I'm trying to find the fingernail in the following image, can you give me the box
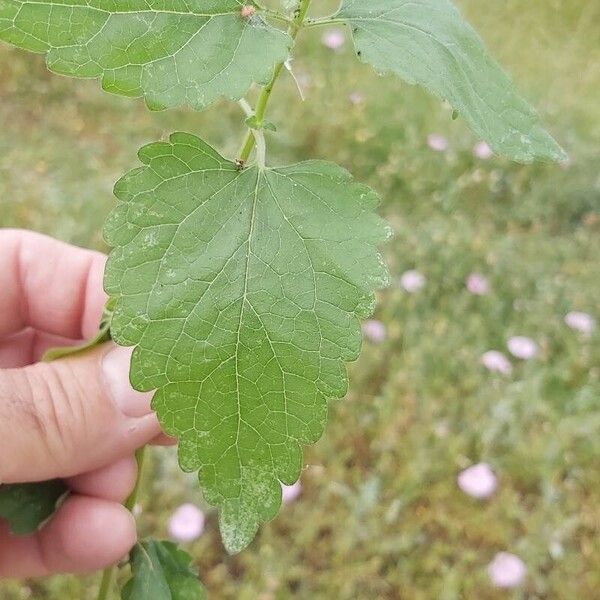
[102,345,153,418]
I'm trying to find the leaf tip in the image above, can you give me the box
[219,509,258,555]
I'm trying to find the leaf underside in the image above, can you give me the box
[122,539,206,600]
[0,480,68,534]
[337,0,566,163]
[0,0,290,110]
[104,132,390,552]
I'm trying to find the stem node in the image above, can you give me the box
[237,0,313,165]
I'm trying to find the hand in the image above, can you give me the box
[0,229,163,578]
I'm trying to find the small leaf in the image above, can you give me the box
[337,0,566,162]
[104,132,390,553]
[262,121,278,132]
[245,116,278,131]
[122,539,206,600]
[0,480,68,534]
[0,1,290,111]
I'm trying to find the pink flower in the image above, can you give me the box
[481,351,512,375]
[400,270,426,293]
[564,311,595,335]
[560,157,572,170]
[487,552,527,588]
[434,421,449,438]
[457,463,497,499]
[507,336,538,360]
[348,91,365,106]
[466,272,490,295]
[362,319,386,343]
[281,481,302,504]
[427,133,448,152]
[473,141,493,159]
[321,29,345,50]
[167,503,205,542]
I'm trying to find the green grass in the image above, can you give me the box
[1,0,599,598]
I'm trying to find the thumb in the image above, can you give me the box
[0,345,161,484]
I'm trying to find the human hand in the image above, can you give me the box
[0,229,163,578]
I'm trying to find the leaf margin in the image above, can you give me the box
[103,131,391,553]
[335,0,567,163]
[0,1,291,112]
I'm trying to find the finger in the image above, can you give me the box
[66,456,138,503]
[0,344,161,483]
[0,328,79,368]
[0,495,136,578]
[151,433,177,447]
[0,229,106,340]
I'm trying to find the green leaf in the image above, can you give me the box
[122,539,206,600]
[0,1,290,111]
[245,116,277,132]
[104,132,390,553]
[336,0,566,163]
[0,480,68,534]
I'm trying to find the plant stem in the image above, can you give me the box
[238,98,253,118]
[238,0,313,165]
[261,8,292,25]
[96,566,114,600]
[125,447,147,512]
[96,447,147,600]
[42,299,115,361]
[252,0,292,24]
[238,129,256,166]
[304,17,345,28]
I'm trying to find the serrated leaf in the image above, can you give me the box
[122,539,206,600]
[336,0,566,163]
[0,480,68,534]
[104,132,389,553]
[0,0,290,110]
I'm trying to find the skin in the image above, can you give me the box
[0,229,171,578]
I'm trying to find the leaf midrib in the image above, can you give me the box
[233,167,261,458]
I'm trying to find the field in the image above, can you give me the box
[0,0,599,598]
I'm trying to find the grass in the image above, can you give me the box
[0,0,599,598]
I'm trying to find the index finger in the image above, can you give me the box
[0,229,107,340]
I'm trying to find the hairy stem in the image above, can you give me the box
[238,0,313,165]
[96,447,147,600]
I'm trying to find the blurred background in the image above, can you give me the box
[0,0,599,597]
